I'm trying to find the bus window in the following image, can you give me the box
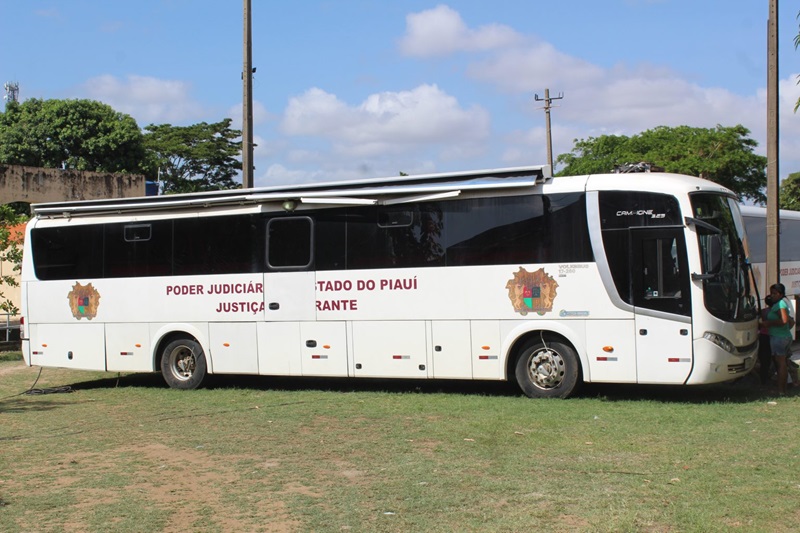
[631,229,690,316]
[599,191,683,307]
[105,220,172,277]
[31,225,104,280]
[267,217,313,269]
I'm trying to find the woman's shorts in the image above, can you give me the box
[770,335,793,357]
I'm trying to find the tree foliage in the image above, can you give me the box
[556,125,767,203]
[0,99,147,173]
[780,172,800,210]
[0,205,26,316]
[143,120,242,194]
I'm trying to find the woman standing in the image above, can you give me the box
[759,283,794,395]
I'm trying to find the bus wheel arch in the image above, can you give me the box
[509,331,582,399]
[156,333,208,390]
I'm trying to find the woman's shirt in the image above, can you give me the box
[767,298,793,338]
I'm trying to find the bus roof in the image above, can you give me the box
[31,165,551,217]
[29,164,737,219]
[739,205,800,220]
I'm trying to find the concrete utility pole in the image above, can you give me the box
[534,89,563,173]
[766,0,780,290]
[242,0,254,189]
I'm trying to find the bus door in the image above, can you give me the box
[257,216,349,377]
[630,227,693,384]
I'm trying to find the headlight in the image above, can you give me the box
[703,331,735,354]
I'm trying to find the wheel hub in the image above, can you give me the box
[529,349,565,389]
[171,348,196,380]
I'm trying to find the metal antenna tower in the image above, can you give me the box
[3,81,19,107]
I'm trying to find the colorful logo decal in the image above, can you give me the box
[505,267,558,316]
[68,282,101,320]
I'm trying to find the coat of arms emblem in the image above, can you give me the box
[505,267,558,316]
[68,282,101,320]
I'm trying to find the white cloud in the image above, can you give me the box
[447,19,800,175]
[81,74,209,124]
[466,43,605,92]
[392,4,800,179]
[398,4,523,58]
[280,84,490,158]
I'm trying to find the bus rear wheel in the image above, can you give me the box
[160,338,207,390]
[515,340,580,399]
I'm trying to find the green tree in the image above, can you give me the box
[143,120,242,193]
[0,99,147,173]
[780,172,800,210]
[0,205,26,316]
[556,125,767,203]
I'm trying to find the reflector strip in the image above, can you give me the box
[478,355,498,360]
[120,352,133,356]
[596,356,618,362]
[311,355,328,359]
[32,351,43,355]
[668,358,691,363]
[392,355,410,359]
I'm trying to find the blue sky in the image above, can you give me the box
[2,1,800,189]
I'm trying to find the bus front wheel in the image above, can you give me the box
[160,338,207,390]
[515,340,580,399]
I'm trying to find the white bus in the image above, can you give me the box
[740,205,800,325]
[19,165,759,398]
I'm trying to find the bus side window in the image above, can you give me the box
[267,217,313,269]
[124,224,151,242]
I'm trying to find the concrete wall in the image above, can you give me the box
[0,165,145,205]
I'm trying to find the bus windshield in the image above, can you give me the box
[690,194,757,322]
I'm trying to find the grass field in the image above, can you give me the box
[2,352,800,532]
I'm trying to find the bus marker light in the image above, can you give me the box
[42,344,47,347]
[223,343,230,347]
[481,346,490,350]
[135,343,141,348]
[603,346,614,352]
[323,345,331,349]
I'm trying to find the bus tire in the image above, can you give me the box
[160,338,207,390]
[515,339,580,399]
